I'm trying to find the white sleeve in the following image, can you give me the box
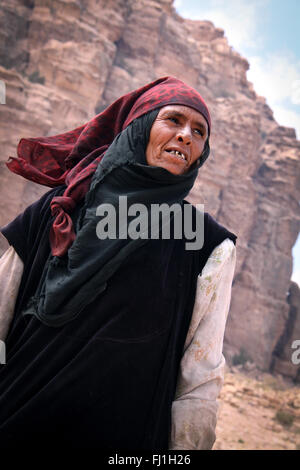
[169,238,236,450]
[0,246,24,341]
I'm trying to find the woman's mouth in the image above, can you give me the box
[165,149,187,162]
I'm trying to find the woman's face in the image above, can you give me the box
[145,105,208,175]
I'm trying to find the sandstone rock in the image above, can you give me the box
[271,282,300,382]
[243,361,256,372]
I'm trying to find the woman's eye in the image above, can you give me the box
[168,117,179,124]
[194,128,204,136]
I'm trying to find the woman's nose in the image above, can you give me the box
[177,126,192,145]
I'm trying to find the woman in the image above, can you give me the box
[0,76,237,450]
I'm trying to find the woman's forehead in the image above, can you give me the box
[158,105,208,130]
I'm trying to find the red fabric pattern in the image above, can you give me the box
[6,77,211,256]
[49,196,77,256]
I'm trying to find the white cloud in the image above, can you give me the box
[247,54,300,105]
[272,105,300,138]
[247,54,300,137]
[291,80,300,105]
[291,269,300,287]
[178,0,269,52]
[174,0,183,8]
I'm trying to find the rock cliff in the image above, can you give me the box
[271,282,300,382]
[0,0,300,375]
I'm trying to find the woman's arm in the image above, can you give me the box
[169,238,236,450]
[0,246,24,341]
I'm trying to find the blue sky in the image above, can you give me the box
[175,0,300,286]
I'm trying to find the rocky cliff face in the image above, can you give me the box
[1,0,300,375]
[271,282,300,382]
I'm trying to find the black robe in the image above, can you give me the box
[0,186,236,450]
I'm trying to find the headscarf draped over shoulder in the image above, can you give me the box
[6,76,211,257]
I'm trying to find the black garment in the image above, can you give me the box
[0,187,236,450]
[23,110,210,327]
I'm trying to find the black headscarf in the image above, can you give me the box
[22,109,210,327]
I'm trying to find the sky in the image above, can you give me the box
[174,0,300,287]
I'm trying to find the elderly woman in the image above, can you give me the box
[0,77,236,450]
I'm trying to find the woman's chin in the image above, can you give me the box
[149,159,189,176]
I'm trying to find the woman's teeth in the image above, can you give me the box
[167,150,186,160]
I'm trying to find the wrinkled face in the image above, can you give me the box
[145,105,208,175]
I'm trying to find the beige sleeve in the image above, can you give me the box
[0,246,24,341]
[169,238,237,450]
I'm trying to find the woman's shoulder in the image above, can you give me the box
[182,199,237,246]
[0,185,66,263]
[181,200,237,276]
